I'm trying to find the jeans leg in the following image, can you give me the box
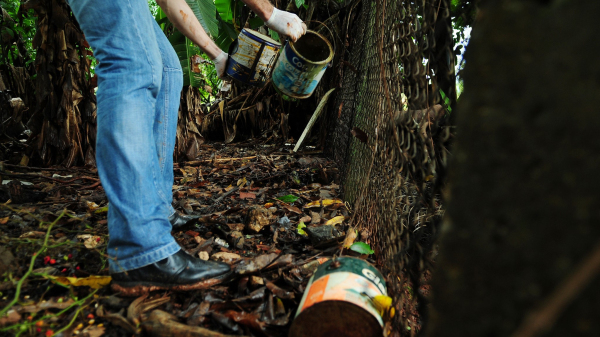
[151,19,183,217]
[68,0,180,272]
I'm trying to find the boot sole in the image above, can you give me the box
[111,270,234,297]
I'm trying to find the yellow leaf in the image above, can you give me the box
[47,275,112,289]
[297,222,307,236]
[237,177,247,187]
[371,295,393,315]
[324,215,345,226]
[342,229,357,248]
[424,175,434,182]
[264,202,274,208]
[305,199,343,208]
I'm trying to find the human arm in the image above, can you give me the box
[156,0,227,77]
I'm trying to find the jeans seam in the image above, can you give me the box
[160,69,169,176]
[125,0,158,88]
[110,241,180,273]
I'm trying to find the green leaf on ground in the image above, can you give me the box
[277,195,299,203]
[350,242,374,255]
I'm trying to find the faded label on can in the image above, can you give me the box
[295,258,387,327]
[272,44,328,98]
[227,30,280,85]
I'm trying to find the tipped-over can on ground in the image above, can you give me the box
[271,30,333,99]
[226,29,281,86]
[289,257,387,337]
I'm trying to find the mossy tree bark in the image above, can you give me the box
[427,1,600,336]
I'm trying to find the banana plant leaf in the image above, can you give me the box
[168,30,204,88]
[215,0,233,23]
[184,0,219,38]
[215,15,238,52]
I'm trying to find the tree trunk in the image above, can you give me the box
[431,0,456,111]
[427,1,600,336]
[24,0,96,167]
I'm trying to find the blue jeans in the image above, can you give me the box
[69,0,183,272]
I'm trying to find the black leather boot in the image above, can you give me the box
[169,212,200,228]
[111,250,232,296]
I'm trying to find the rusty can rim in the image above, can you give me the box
[288,30,334,66]
[241,28,281,48]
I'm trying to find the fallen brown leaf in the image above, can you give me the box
[0,309,20,326]
[239,192,256,199]
[266,281,295,299]
[142,310,239,337]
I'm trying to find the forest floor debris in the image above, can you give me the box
[0,142,380,337]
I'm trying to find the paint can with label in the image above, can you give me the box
[289,257,387,337]
[271,30,334,99]
[225,29,281,86]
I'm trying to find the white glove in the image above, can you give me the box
[266,8,307,43]
[211,51,229,80]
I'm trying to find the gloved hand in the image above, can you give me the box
[266,8,307,42]
[211,51,229,80]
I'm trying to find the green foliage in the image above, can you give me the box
[156,8,220,102]
[214,14,238,52]
[350,242,375,255]
[268,28,280,42]
[184,0,219,38]
[277,195,300,203]
[215,0,234,23]
[0,0,37,67]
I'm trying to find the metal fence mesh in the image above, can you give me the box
[329,0,454,333]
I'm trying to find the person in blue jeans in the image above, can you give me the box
[68,0,306,295]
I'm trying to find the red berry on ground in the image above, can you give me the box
[50,259,56,265]
[68,254,73,259]
[43,256,50,264]
[87,313,94,319]
[96,237,101,242]
[61,268,67,273]
[76,266,80,270]
[45,330,54,337]
[37,327,42,333]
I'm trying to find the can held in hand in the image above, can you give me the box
[289,257,387,337]
[271,30,334,99]
[226,29,281,86]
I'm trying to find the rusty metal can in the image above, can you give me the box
[271,30,333,99]
[289,257,386,337]
[225,29,281,86]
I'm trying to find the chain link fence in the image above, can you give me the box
[328,0,455,333]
